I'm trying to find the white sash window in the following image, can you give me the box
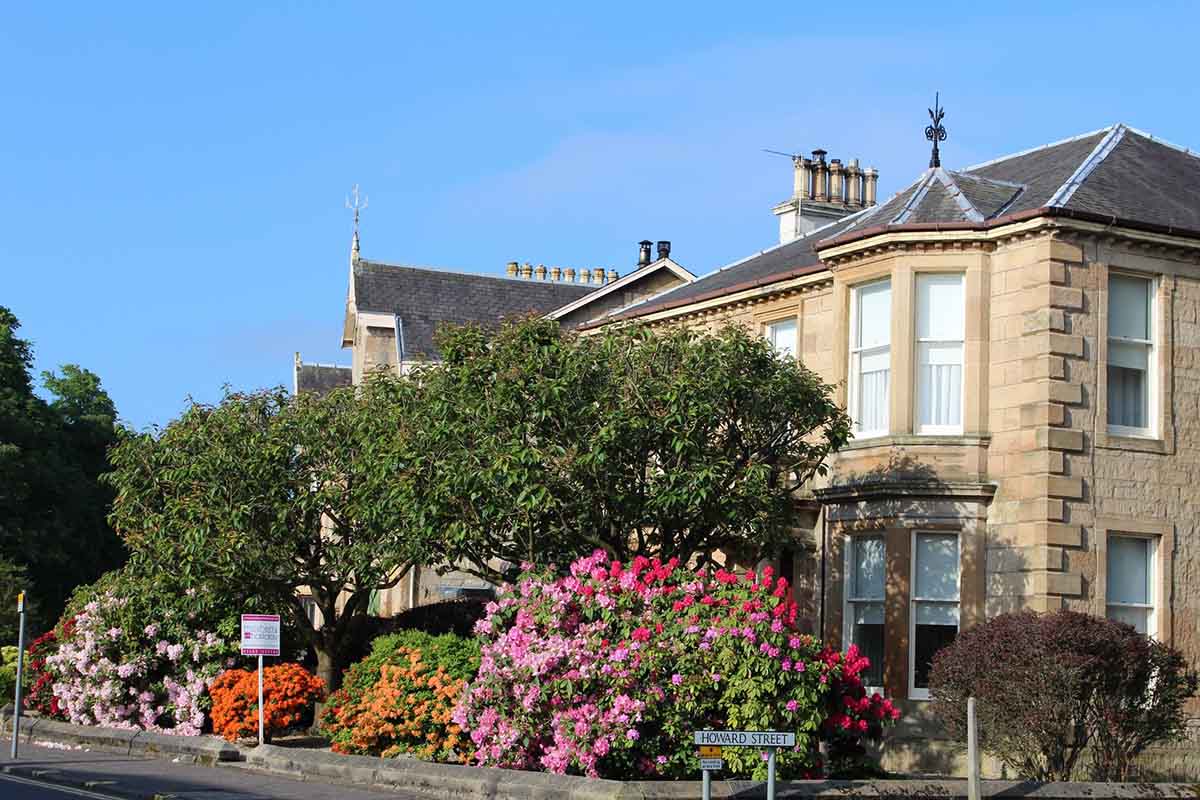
[844,535,885,690]
[1107,274,1156,436]
[910,532,959,700]
[1106,534,1157,636]
[915,274,964,434]
[766,319,797,359]
[849,280,891,438]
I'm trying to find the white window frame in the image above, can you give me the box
[914,273,965,435]
[848,279,891,439]
[765,318,798,360]
[1106,272,1157,439]
[908,531,960,701]
[842,534,886,694]
[1105,533,1159,639]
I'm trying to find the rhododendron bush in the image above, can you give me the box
[454,551,898,780]
[209,663,325,742]
[45,586,236,735]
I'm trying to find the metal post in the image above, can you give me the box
[767,747,777,800]
[967,696,981,800]
[702,768,711,800]
[10,591,26,759]
[257,654,265,746]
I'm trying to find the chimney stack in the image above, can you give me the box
[607,269,619,283]
[812,150,829,202]
[506,261,518,278]
[656,240,671,260]
[592,267,605,285]
[637,240,653,266]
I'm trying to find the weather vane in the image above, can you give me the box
[346,184,368,233]
[925,93,947,168]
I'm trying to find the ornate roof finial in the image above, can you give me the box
[926,93,947,169]
[346,184,368,263]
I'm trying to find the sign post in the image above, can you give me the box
[9,591,26,759]
[967,697,981,800]
[694,730,795,800]
[240,614,280,746]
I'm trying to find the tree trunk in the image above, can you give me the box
[314,642,338,692]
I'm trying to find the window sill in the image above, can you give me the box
[1097,430,1171,455]
[842,433,991,451]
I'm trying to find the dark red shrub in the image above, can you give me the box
[929,610,1197,781]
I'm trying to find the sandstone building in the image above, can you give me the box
[588,123,1200,773]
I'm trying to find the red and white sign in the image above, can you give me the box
[240,614,281,656]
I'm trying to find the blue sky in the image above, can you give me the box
[3,2,1197,429]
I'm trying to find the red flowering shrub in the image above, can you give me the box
[209,663,325,742]
[24,621,71,719]
[454,551,898,780]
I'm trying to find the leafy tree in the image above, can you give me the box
[399,316,850,583]
[107,380,435,689]
[0,307,124,634]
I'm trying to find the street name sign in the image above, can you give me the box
[694,730,796,748]
[240,614,281,657]
[699,758,723,771]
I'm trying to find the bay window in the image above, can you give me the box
[766,318,797,359]
[849,279,891,437]
[1107,273,1156,436]
[910,532,959,699]
[1106,534,1157,636]
[915,274,965,433]
[844,535,885,689]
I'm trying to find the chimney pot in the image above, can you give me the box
[520,262,533,279]
[656,240,671,260]
[591,267,605,285]
[864,168,879,207]
[607,269,619,283]
[535,263,547,281]
[564,267,576,282]
[550,266,562,281]
[637,240,652,266]
[812,149,827,163]
[506,261,518,278]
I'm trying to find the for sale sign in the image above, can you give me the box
[240,614,281,656]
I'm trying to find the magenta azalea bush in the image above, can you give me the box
[454,550,898,780]
[46,591,235,734]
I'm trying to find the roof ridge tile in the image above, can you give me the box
[1045,124,1128,208]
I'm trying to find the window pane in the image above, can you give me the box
[913,622,958,689]
[849,605,884,687]
[1107,364,1147,428]
[916,274,964,341]
[1107,536,1150,605]
[768,320,797,358]
[857,281,891,348]
[856,364,889,433]
[851,537,885,599]
[1109,274,1151,341]
[918,343,963,428]
[914,534,959,600]
[1107,604,1150,635]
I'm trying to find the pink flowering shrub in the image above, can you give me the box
[45,590,235,735]
[454,550,899,780]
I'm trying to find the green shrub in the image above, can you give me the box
[0,645,26,703]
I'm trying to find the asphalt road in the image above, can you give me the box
[0,773,123,799]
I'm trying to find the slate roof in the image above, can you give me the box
[352,260,598,359]
[600,124,1200,324]
[295,362,353,395]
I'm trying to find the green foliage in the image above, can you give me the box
[0,643,26,703]
[0,307,125,632]
[106,382,436,689]
[398,317,850,583]
[0,556,37,646]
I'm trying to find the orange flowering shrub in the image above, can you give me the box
[323,631,478,762]
[209,663,325,742]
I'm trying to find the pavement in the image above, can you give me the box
[0,743,424,800]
